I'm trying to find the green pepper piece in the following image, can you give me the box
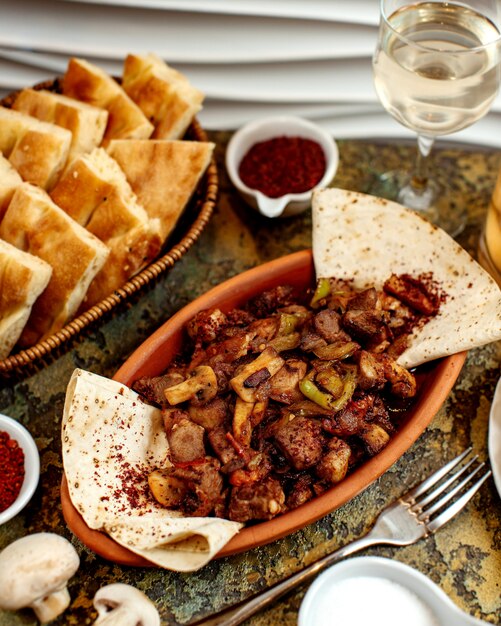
[299,368,357,412]
[329,369,357,412]
[299,376,335,410]
[316,368,345,398]
[277,313,300,336]
[313,341,360,361]
[269,332,301,352]
[310,277,331,308]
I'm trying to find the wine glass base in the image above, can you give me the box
[368,170,467,238]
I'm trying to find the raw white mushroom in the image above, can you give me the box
[0,532,80,622]
[93,583,160,626]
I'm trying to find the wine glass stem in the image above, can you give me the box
[412,134,435,191]
[397,134,438,219]
[398,133,466,237]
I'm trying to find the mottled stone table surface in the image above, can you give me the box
[1,133,500,625]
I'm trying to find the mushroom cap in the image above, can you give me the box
[94,583,160,626]
[0,532,80,610]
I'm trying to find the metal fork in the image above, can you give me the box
[189,448,492,626]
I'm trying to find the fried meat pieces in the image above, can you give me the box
[133,277,437,524]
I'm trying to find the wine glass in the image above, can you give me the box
[372,0,501,237]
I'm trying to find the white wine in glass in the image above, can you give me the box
[373,0,501,237]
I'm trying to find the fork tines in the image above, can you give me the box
[403,447,492,533]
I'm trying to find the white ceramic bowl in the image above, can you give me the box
[225,115,339,218]
[0,413,40,525]
[298,556,487,626]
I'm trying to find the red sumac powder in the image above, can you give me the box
[0,430,25,512]
[238,135,326,198]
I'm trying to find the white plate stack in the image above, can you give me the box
[0,0,500,147]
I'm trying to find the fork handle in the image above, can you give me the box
[190,535,377,626]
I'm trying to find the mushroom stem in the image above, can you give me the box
[31,586,71,623]
[94,605,145,625]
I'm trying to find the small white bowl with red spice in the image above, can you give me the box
[0,413,40,525]
[225,115,339,218]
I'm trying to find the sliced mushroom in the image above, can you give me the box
[93,583,160,626]
[233,396,254,446]
[0,532,80,623]
[164,365,218,405]
[148,469,187,508]
[230,347,285,402]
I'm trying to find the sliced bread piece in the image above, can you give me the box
[51,146,144,226]
[0,154,22,220]
[122,53,204,140]
[51,148,163,308]
[0,106,72,189]
[0,107,28,155]
[107,139,214,243]
[62,57,153,145]
[12,88,109,160]
[0,239,52,359]
[81,217,163,310]
[0,183,109,345]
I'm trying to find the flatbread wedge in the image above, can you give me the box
[62,57,153,145]
[12,88,109,161]
[62,369,242,572]
[122,53,204,140]
[0,183,109,345]
[312,188,501,368]
[51,147,163,309]
[0,239,52,359]
[107,139,214,243]
[0,106,71,189]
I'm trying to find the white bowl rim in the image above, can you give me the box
[225,114,339,204]
[298,556,474,626]
[0,412,40,524]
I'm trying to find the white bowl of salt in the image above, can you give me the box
[298,556,488,626]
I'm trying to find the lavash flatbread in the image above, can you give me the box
[312,188,501,368]
[62,369,242,572]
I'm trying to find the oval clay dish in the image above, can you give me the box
[61,249,467,566]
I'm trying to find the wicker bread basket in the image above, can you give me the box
[0,79,218,375]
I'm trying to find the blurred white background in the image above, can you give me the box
[0,0,499,146]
